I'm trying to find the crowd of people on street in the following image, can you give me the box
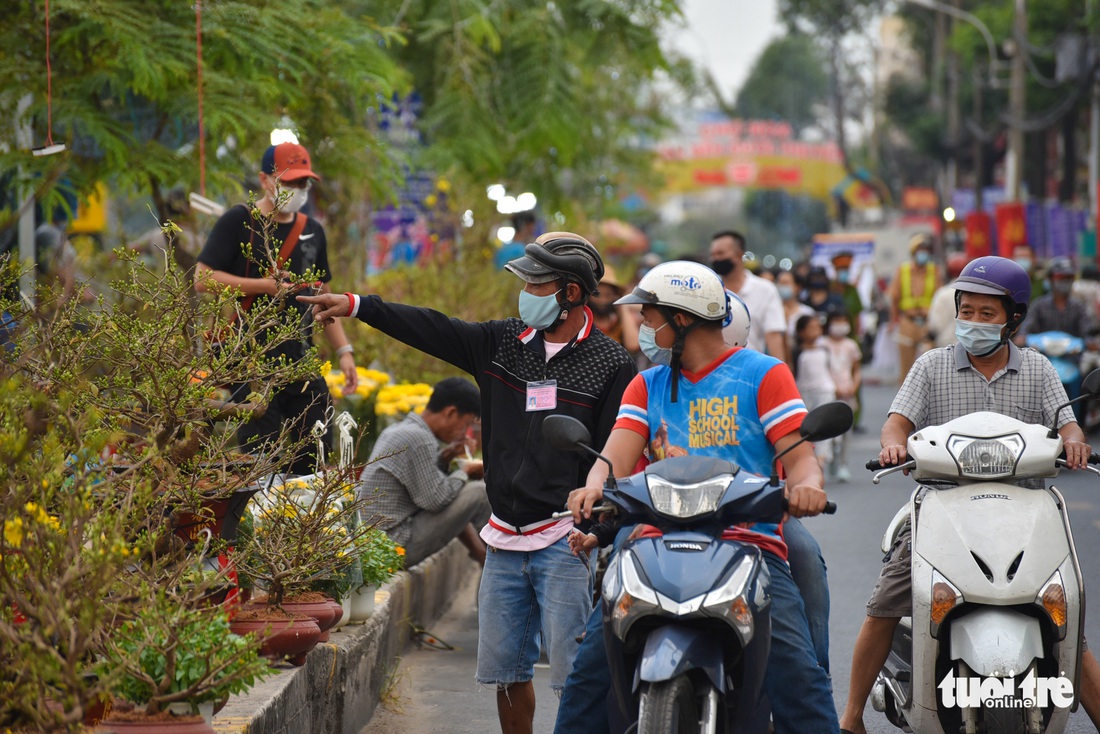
[17,140,1100,732]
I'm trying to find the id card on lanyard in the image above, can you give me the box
[526,380,557,411]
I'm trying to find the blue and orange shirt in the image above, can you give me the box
[614,347,807,560]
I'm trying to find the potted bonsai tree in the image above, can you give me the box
[232,469,375,662]
[94,598,269,733]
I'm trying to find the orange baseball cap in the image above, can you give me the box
[261,142,320,182]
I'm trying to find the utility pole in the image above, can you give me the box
[1004,0,1027,201]
[974,73,985,213]
[945,1,960,205]
[1090,0,1099,219]
[16,94,35,305]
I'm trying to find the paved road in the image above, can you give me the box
[364,383,1100,733]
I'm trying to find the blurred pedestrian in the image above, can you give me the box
[889,234,942,384]
[1018,257,1094,341]
[778,268,814,362]
[792,313,835,468]
[829,251,864,333]
[710,230,787,360]
[802,265,845,315]
[823,309,860,482]
[588,264,640,355]
[194,141,358,475]
[927,252,969,349]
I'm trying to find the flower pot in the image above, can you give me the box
[349,584,376,621]
[171,485,260,546]
[281,596,338,642]
[96,713,215,733]
[229,612,321,667]
[340,594,352,625]
[328,596,347,631]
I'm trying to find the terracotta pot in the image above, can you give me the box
[96,714,214,733]
[170,485,260,545]
[281,598,337,643]
[229,614,321,667]
[327,597,346,632]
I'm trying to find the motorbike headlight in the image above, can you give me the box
[946,433,1025,479]
[647,475,731,520]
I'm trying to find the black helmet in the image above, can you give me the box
[505,232,604,295]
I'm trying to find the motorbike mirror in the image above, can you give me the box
[542,415,593,453]
[542,414,618,491]
[799,401,855,442]
[1083,368,1100,397]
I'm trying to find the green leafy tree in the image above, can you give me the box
[373,0,685,221]
[779,0,885,170]
[711,35,828,135]
[0,0,403,228]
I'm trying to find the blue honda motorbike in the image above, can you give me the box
[544,402,851,734]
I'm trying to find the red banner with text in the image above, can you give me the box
[965,211,993,259]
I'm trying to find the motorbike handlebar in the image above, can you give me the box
[1091,453,1100,465]
[866,459,883,471]
[783,498,837,515]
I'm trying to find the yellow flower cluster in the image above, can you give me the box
[3,503,63,548]
[374,383,432,417]
[323,362,392,401]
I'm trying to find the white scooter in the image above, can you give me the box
[866,369,1100,734]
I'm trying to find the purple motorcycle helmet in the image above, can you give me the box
[953,255,1032,330]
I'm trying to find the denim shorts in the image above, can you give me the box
[476,536,592,691]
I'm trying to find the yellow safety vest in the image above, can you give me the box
[899,262,936,312]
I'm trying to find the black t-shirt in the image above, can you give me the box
[198,205,332,361]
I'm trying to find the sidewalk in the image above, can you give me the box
[363,572,559,733]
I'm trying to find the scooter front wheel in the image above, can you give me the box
[637,675,702,734]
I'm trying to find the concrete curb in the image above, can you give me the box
[213,539,478,734]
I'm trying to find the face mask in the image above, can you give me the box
[1014,257,1033,271]
[1053,280,1074,295]
[828,322,850,338]
[836,269,850,284]
[518,289,563,331]
[914,251,930,267]
[955,318,1006,357]
[638,323,672,366]
[710,259,735,277]
[777,284,794,301]
[276,185,310,213]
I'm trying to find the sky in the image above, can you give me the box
[670,0,784,104]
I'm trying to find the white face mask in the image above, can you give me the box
[274,184,310,213]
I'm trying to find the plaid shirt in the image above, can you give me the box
[358,412,468,546]
[893,342,1074,429]
[1018,294,1094,339]
[891,342,1074,488]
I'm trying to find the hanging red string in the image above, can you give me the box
[196,0,206,196]
[44,0,54,146]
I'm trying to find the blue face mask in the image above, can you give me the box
[836,269,850,284]
[638,323,672,366]
[518,289,563,331]
[955,318,1006,357]
[914,251,931,266]
[777,284,794,301]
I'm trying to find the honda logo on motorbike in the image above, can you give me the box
[938,670,1074,709]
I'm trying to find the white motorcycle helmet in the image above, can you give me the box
[615,261,750,342]
[616,261,752,400]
